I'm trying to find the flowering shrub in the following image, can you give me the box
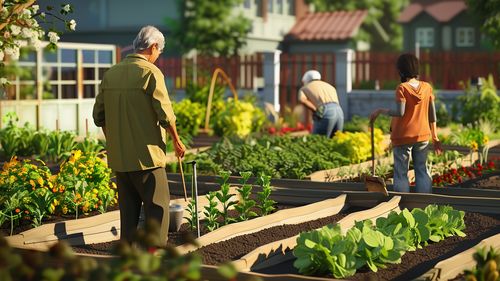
[432,159,498,187]
[0,157,55,230]
[211,98,266,138]
[331,129,386,163]
[53,150,116,217]
[172,99,206,136]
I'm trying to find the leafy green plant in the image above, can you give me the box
[0,190,28,236]
[203,191,220,232]
[256,174,276,216]
[46,130,77,164]
[172,99,206,137]
[351,220,406,272]
[184,198,198,231]
[74,137,104,157]
[25,187,55,228]
[293,224,358,278]
[464,246,500,281]
[211,97,267,138]
[455,74,499,130]
[215,170,236,225]
[344,114,391,134]
[293,204,466,278]
[234,171,257,222]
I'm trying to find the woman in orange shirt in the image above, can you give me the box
[370,54,442,193]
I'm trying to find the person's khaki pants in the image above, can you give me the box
[115,167,170,246]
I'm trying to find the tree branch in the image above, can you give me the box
[0,0,36,32]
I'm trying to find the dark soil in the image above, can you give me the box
[255,212,500,281]
[457,171,500,190]
[197,207,364,265]
[71,203,299,255]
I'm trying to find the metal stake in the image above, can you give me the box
[187,160,200,238]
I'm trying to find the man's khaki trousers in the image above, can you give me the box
[115,167,170,246]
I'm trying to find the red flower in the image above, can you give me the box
[268,127,276,134]
[487,161,495,169]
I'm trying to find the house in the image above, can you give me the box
[398,0,491,51]
[282,10,373,53]
[36,0,310,54]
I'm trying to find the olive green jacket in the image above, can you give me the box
[93,54,176,172]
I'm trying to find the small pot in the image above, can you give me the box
[169,203,184,232]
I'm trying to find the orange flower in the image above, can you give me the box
[15,208,20,213]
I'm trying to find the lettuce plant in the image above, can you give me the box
[424,205,466,242]
[294,224,357,278]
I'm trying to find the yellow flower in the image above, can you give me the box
[471,141,478,151]
[62,206,68,214]
[73,150,82,161]
[483,136,489,144]
[37,177,44,186]
[29,180,36,187]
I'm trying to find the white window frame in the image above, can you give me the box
[416,27,435,48]
[456,27,475,47]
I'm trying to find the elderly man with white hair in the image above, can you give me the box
[93,26,186,246]
[299,70,344,138]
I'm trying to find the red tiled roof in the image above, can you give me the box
[398,0,467,23]
[286,10,368,41]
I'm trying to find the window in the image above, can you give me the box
[255,0,262,17]
[277,0,284,14]
[243,0,251,9]
[287,0,295,15]
[415,28,434,47]
[268,0,273,13]
[456,27,475,47]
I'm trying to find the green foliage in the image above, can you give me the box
[305,0,409,50]
[46,130,76,164]
[344,115,391,134]
[0,112,38,159]
[466,0,500,49]
[256,174,276,216]
[74,137,104,157]
[211,97,267,138]
[464,246,500,281]
[455,74,499,130]
[195,134,352,179]
[0,218,202,281]
[0,157,54,235]
[184,198,199,231]
[294,224,358,278]
[234,171,257,221]
[53,150,116,216]
[172,99,206,136]
[203,191,220,231]
[166,0,251,56]
[185,76,225,104]
[215,170,237,225]
[293,204,466,278]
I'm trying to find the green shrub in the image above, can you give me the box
[172,99,206,136]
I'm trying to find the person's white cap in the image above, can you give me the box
[302,70,321,84]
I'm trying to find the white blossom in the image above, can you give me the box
[4,47,20,60]
[40,12,46,18]
[10,25,21,36]
[0,78,8,85]
[22,9,32,17]
[21,27,34,39]
[62,4,71,13]
[47,31,60,44]
[31,38,43,49]
[14,40,28,48]
[0,50,4,61]
[69,19,76,31]
[31,5,40,14]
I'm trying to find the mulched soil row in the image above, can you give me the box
[456,171,500,190]
[71,203,299,255]
[256,212,500,281]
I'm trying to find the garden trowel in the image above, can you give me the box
[365,120,388,196]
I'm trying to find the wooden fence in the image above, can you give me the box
[155,54,263,90]
[353,51,500,90]
[279,53,336,109]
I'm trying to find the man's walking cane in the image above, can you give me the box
[177,157,188,201]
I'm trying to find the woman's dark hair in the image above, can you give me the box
[396,53,419,82]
